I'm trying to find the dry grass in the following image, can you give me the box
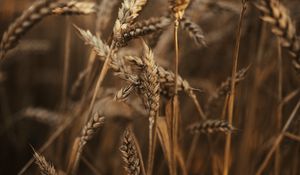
[1,0,300,175]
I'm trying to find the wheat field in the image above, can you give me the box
[0,0,300,175]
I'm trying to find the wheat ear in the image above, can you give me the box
[52,1,97,15]
[116,16,171,47]
[256,0,300,72]
[75,27,199,99]
[180,16,206,46]
[205,66,250,114]
[120,128,146,175]
[33,150,57,175]
[68,113,105,174]
[0,0,96,60]
[187,120,236,134]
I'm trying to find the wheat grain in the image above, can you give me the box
[116,16,171,47]
[0,0,60,59]
[0,0,97,60]
[206,66,249,113]
[33,150,57,175]
[52,1,97,15]
[120,128,145,175]
[256,0,300,72]
[187,120,235,134]
[75,26,110,58]
[114,83,135,102]
[180,16,206,46]
[76,28,199,98]
[113,0,148,40]
[130,41,160,175]
[78,113,105,154]
[70,113,105,174]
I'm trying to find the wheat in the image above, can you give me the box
[139,42,160,175]
[180,16,206,46]
[114,83,136,102]
[22,107,62,126]
[75,26,110,58]
[116,16,171,47]
[124,55,198,98]
[76,28,199,99]
[125,41,160,175]
[0,0,60,59]
[113,0,148,39]
[206,66,249,113]
[187,120,235,134]
[256,0,300,72]
[33,150,57,175]
[0,0,97,60]
[120,128,145,175]
[169,0,190,20]
[52,1,97,15]
[70,113,105,174]
[79,113,105,151]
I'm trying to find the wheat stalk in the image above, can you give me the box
[168,1,190,174]
[33,150,57,175]
[138,41,160,175]
[187,120,235,134]
[85,0,149,129]
[256,0,300,72]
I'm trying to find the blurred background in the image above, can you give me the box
[1,0,300,174]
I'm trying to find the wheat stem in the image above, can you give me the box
[256,98,300,175]
[61,17,71,109]
[223,2,246,175]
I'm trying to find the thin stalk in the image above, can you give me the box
[171,19,180,175]
[284,132,300,142]
[82,156,103,175]
[147,112,158,175]
[62,17,71,109]
[256,98,300,175]
[275,38,282,175]
[86,41,116,117]
[223,2,247,175]
[186,135,199,170]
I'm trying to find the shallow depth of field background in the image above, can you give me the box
[1,0,300,175]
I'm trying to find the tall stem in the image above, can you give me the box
[223,2,246,175]
[87,41,115,117]
[171,19,180,175]
[62,17,71,109]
